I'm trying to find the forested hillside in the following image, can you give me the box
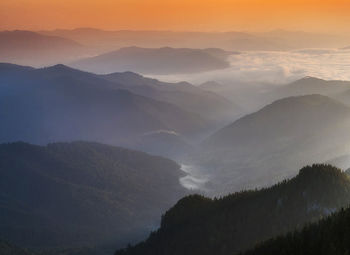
[243,205,350,255]
[115,164,350,255]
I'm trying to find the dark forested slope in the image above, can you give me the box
[243,204,350,255]
[115,164,350,255]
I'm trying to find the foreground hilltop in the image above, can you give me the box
[115,164,350,255]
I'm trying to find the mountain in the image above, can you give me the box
[40,29,349,52]
[243,200,350,255]
[0,31,84,66]
[199,95,350,194]
[200,77,350,114]
[0,141,188,251]
[273,76,350,99]
[101,71,241,123]
[0,63,211,156]
[71,47,234,75]
[115,164,350,255]
[39,29,289,52]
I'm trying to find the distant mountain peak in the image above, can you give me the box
[40,64,92,75]
[260,94,347,111]
[296,76,325,82]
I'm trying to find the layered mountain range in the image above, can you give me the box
[0,63,240,158]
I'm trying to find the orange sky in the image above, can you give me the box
[1,0,350,33]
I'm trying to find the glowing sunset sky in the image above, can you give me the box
[1,0,350,32]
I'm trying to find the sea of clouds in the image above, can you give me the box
[151,48,350,85]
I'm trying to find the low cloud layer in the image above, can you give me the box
[150,49,350,85]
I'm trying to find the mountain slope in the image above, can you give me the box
[199,95,350,194]
[101,71,241,123]
[206,94,350,148]
[0,63,208,155]
[115,164,350,255]
[0,31,84,66]
[243,203,350,254]
[0,142,187,250]
[71,47,233,75]
[273,76,350,99]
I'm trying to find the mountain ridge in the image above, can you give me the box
[0,31,84,66]
[71,47,234,75]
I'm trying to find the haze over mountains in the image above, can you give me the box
[0,63,241,158]
[197,94,350,194]
[71,47,235,75]
[3,23,350,255]
[100,71,240,123]
[273,76,350,100]
[0,31,85,66]
[40,28,350,52]
[200,76,350,113]
[2,29,350,69]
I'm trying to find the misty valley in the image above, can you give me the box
[2,27,350,255]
